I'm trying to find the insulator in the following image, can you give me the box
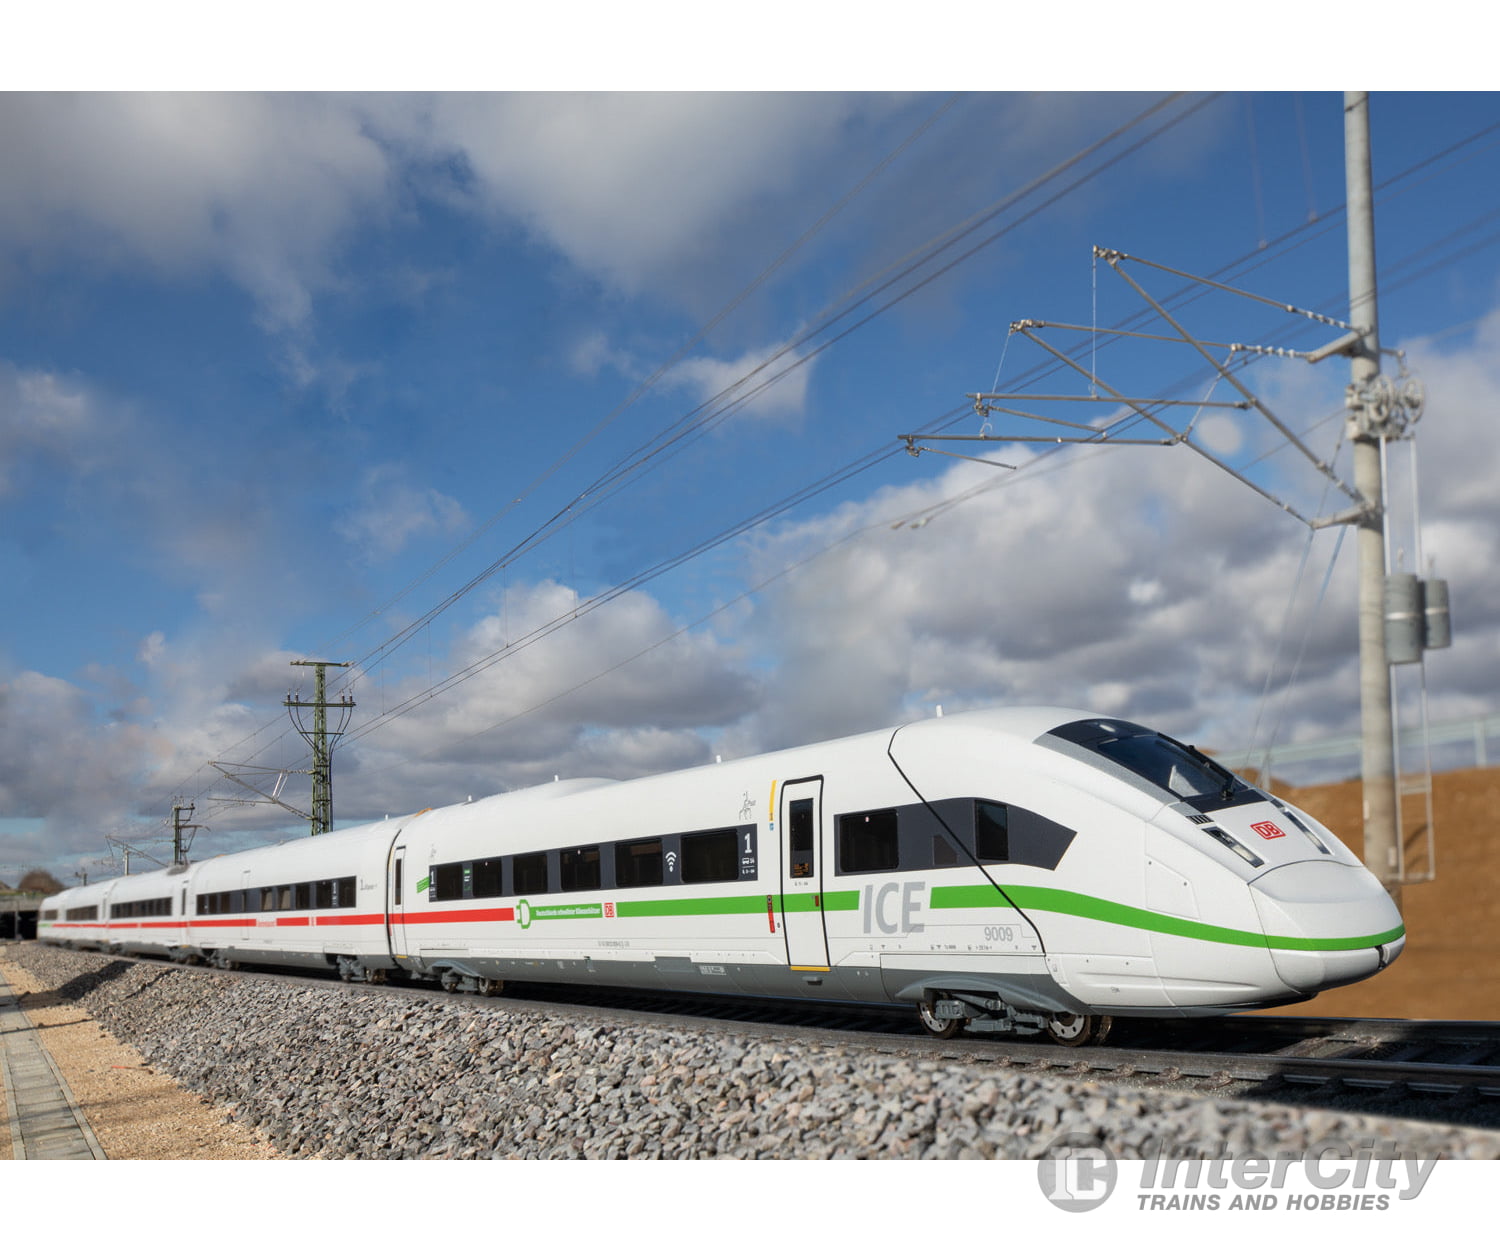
[1384,572,1424,665]
[1423,577,1451,650]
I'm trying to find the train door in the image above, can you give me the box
[387,844,409,962]
[779,777,830,970]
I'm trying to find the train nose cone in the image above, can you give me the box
[1248,860,1406,995]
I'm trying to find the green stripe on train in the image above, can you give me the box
[616,895,769,919]
[544,880,1403,954]
[932,881,1405,952]
[614,890,861,919]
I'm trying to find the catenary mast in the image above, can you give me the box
[1344,91,1401,908]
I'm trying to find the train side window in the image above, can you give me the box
[197,895,208,916]
[615,838,663,888]
[294,883,312,910]
[315,880,334,909]
[837,808,899,874]
[278,885,294,910]
[233,890,250,914]
[560,846,601,892]
[513,852,549,896]
[432,862,465,902]
[1006,808,1076,871]
[336,877,357,908]
[472,857,504,898]
[260,887,276,911]
[975,801,1009,862]
[682,829,738,884]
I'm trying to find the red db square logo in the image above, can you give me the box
[1251,821,1287,840]
[604,901,616,918]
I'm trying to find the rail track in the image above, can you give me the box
[21,943,1500,1130]
[387,977,1500,1128]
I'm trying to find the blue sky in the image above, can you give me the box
[4,64,1500,880]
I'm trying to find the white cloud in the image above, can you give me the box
[0,363,100,496]
[665,338,814,422]
[330,578,758,815]
[337,465,470,561]
[0,94,393,332]
[136,630,167,667]
[728,403,1488,761]
[421,93,885,296]
[0,667,160,863]
[0,93,892,332]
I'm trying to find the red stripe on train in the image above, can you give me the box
[392,907,516,925]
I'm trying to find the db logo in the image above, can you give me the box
[604,902,616,919]
[1251,821,1287,840]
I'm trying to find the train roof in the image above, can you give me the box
[47,705,1112,896]
[894,704,1100,744]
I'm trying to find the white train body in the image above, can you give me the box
[38,707,1405,1040]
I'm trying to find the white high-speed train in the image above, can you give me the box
[39,706,1404,1045]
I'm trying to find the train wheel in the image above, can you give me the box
[916,997,964,1039]
[476,978,504,997]
[1044,1012,1111,1047]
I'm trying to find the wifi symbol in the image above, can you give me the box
[665,851,679,874]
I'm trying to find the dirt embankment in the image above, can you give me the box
[1260,764,1500,1021]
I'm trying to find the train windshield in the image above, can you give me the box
[1048,718,1258,811]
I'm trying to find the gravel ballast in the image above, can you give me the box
[8,942,1500,1161]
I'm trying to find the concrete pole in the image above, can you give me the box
[1345,91,1402,908]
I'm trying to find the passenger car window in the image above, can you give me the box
[560,846,601,892]
[615,838,664,888]
[837,809,898,873]
[512,852,549,895]
[682,829,739,884]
